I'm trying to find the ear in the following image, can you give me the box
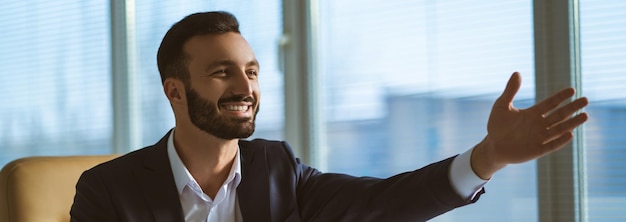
[163,78,185,105]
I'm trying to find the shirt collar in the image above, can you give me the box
[167,129,242,195]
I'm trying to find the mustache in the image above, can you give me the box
[218,95,256,105]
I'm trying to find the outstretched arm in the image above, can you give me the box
[470,72,589,179]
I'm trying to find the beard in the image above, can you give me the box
[185,87,258,140]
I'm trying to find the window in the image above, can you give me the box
[316,1,535,221]
[0,0,111,167]
[2,0,624,220]
[580,1,626,220]
[0,1,283,166]
[0,1,283,165]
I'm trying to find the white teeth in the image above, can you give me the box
[224,105,248,111]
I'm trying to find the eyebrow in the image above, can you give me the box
[206,59,260,71]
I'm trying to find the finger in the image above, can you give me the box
[542,132,574,153]
[533,87,576,114]
[546,112,588,139]
[497,72,522,105]
[545,97,589,126]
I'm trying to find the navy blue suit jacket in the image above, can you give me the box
[70,131,481,221]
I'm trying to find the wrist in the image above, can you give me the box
[470,137,507,180]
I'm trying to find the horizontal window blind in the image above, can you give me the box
[580,1,626,220]
[0,0,111,167]
[316,1,535,221]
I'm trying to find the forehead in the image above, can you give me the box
[183,32,256,65]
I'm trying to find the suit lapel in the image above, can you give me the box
[135,131,185,222]
[130,132,273,221]
[237,140,272,221]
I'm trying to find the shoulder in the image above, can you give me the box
[239,138,304,169]
[239,139,295,155]
[238,138,288,148]
[239,139,322,184]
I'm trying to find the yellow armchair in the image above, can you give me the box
[0,155,119,222]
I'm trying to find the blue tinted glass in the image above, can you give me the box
[581,1,626,220]
[318,1,536,221]
[0,0,111,166]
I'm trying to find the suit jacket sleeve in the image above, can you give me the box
[278,142,481,221]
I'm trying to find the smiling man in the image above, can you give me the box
[70,11,589,222]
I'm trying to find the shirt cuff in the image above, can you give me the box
[449,147,489,200]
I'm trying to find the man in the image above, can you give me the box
[70,11,589,221]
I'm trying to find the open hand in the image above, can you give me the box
[471,72,589,179]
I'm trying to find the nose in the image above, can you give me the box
[230,69,254,96]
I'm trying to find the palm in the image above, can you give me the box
[485,73,588,165]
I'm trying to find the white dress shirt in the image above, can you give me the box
[167,131,243,222]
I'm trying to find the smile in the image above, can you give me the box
[222,105,250,112]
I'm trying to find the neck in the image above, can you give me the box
[173,125,238,198]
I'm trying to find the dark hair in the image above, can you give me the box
[157,11,240,84]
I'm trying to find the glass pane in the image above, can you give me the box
[580,1,626,221]
[317,1,536,221]
[133,0,284,146]
[0,0,111,167]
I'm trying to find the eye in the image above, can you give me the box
[211,69,228,77]
[246,70,258,78]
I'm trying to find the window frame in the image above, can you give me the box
[534,0,586,221]
[111,0,143,153]
[284,0,588,221]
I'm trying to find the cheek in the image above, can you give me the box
[253,89,261,102]
[203,86,225,101]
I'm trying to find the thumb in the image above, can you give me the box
[497,72,522,105]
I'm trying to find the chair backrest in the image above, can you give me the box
[0,155,119,222]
